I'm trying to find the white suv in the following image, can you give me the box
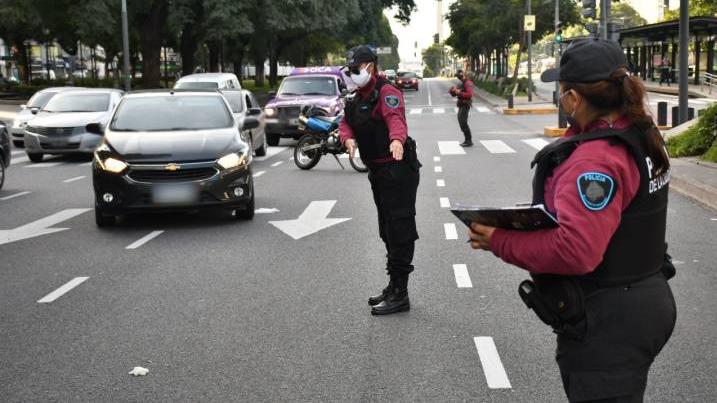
[174,73,241,90]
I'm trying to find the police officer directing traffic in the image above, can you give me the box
[468,39,676,402]
[449,70,474,147]
[339,45,421,315]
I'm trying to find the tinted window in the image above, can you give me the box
[43,93,110,112]
[175,81,219,89]
[278,77,337,96]
[244,94,253,108]
[110,95,233,131]
[397,72,416,78]
[27,91,59,108]
[222,91,245,113]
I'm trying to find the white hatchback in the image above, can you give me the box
[174,73,241,90]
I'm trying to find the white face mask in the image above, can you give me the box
[350,64,372,88]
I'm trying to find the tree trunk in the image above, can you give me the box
[269,44,278,87]
[15,41,29,84]
[180,26,197,76]
[232,47,244,80]
[208,42,220,72]
[254,57,265,87]
[138,0,169,88]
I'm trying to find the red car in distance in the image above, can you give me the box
[395,71,419,91]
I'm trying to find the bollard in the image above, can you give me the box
[508,94,514,109]
[657,102,668,126]
[671,106,679,127]
[688,107,695,121]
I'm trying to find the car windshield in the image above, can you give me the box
[27,91,59,108]
[221,91,244,113]
[278,77,336,96]
[398,72,416,78]
[110,95,233,132]
[175,81,219,89]
[43,93,109,112]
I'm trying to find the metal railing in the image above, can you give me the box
[702,72,717,94]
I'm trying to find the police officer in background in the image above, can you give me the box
[339,45,421,315]
[468,39,676,402]
[449,70,474,147]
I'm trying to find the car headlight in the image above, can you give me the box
[217,152,249,170]
[12,119,24,129]
[95,154,128,174]
[264,108,276,117]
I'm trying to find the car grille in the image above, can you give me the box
[26,126,77,136]
[128,167,218,183]
[278,106,301,120]
[40,142,80,150]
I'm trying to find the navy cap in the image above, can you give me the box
[345,45,377,68]
[541,38,628,83]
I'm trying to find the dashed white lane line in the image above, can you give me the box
[126,230,165,250]
[475,106,493,113]
[440,197,450,208]
[271,161,284,167]
[436,179,445,187]
[0,191,31,201]
[24,162,63,168]
[254,146,288,161]
[433,107,445,114]
[444,223,458,240]
[433,156,441,162]
[255,208,280,214]
[710,218,717,221]
[474,336,512,389]
[426,79,432,106]
[410,108,422,115]
[480,140,516,154]
[521,138,550,151]
[453,264,473,288]
[253,171,266,178]
[37,277,89,303]
[63,175,86,183]
[438,141,466,155]
[434,166,443,173]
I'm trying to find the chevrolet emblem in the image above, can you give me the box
[165,163,180,171]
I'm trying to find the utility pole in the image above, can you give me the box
[121,0,131,91]
[678,0,689,124]
[555,0,565,127]
[527,0,532,102]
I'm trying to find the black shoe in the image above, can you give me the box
[460,141,474,147]
[371,292,410,315]
[368,286,392,306]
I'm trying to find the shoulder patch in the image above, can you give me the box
[576,172,616,211]
[384,95,400,109]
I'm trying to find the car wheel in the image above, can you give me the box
[255,134,267,157]
[234,189,255,220]
[28,153,43,163]
[95,207,116,227]
[267,133,280,147]
[12,140,24,148]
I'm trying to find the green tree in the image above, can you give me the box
[610,2,647,29]
[664,0,717,20]
[422,44,444,76]
[0,0,43,83]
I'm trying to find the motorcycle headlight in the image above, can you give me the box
[264,108,276,117]
[217,152,249,170]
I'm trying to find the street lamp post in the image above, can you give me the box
[527,0,532,102]
[42,28,50,81]
[121,0,131,91]
[678,0,689,124]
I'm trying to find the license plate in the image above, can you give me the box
[152,184,199,205]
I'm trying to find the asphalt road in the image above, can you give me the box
[1,79,716,402]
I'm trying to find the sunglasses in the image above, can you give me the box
[346,63,372,75]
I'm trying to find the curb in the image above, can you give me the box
[544,127,567,137]
[503,107,558,115]
[670,174,717,212]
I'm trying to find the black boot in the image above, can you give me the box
[368,276,393,306]
[371,274,410,315]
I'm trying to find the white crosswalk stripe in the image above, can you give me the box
[521,138,550,151]
[433,108,445,114]
[409,108,422,115]
[475,106,493,113]
[438,141,466,155]
[479,140,516,154]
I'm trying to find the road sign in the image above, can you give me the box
[524,15,536,32]
[376,47,392,55]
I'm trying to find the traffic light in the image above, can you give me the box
[582,0,596,19]
[555,22,563,43]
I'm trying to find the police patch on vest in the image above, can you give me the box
[384,95,400,108]
[577,172,616,211]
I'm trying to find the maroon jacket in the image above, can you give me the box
[456,78,474,107]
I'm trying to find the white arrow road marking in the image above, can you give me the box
[126,230,164,250]
[453,264,473,288]
[440,197,450,208]
[438,141,466,155]
[253,171,266,178]
[480,140,516,154]
[269,200,351,240]
[522,138,550,151]
[474,337,512,389]
[63,175,86,183]
[255,208,280,214]
[0,191,31,201]
[0,208,91,246]
[444,223,458,240]
[37,277,89,303]
[436,179,445,187]
[254,146,288,161]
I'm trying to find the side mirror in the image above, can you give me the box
[242,117,260,131]
[30,107,40,115]
[85,122,104,135]
[247,107,262,116]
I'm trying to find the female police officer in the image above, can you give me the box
[339,45,421,316]
[468,39,676,402]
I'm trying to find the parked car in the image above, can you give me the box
[0,121,10,189]
[90,90,256,226]
[395,71,419,91]
[10,87,79,147]
[384,69,397,81]
[174,73,241,90]
[263,66,347,146]
[24,88,124,162]
[220,89,267,156]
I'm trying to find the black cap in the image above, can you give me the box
[455,70,464,77]
[541,38,627,83]
[344,45,377,68]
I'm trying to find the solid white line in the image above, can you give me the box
[480,140,516,154]
[271,161,284,167]
[433,108,445,114]
[440,197,450,208]
[0,191,31,201]
[436,179,445,187]
[409,108,422,115]
[427,79,432,106]
[453,264,473,288]
[253,171,266,178]
[438,141,466,155]
[433,156,440,162]
[126,230,164,250]
[434,166,442,173]
[37,277,89,303]
[474,337,512,389]
[63,175,86,183]
[444,223,458,240]
[521,138,550,151]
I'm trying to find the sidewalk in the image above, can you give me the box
[670,158,717,212]
[640,77,717,100]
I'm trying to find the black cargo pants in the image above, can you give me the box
[367,159,420,275]
[457,104,472,143]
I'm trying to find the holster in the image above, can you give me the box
[518,275,587,339]
[404,136,422,171]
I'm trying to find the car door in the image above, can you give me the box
[244,91,265,151]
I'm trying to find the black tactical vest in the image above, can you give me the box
[530,127,670,286]
[344,78,396,162]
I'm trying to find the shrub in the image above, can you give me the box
[666,103,717,161]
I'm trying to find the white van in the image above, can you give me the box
[174,73,241,90]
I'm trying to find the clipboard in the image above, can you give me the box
[451,203,558,230]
